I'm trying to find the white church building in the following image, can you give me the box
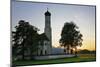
[36,9,52,56]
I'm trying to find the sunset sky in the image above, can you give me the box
[12,1,96,51]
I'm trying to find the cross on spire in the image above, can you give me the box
[45,7,51,16]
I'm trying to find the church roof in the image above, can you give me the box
[39,33,49,41]
[45,10,51,16]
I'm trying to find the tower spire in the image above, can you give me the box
[47,8,48,11]
[45,8,51,16]
[44,8,52,54]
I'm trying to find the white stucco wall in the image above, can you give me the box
[37,40,50,55]
[34,54,75,60]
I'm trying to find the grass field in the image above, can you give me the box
[13,54,96,66]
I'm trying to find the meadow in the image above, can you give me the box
[13,54,96,66]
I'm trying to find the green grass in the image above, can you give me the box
[13,54,96,66]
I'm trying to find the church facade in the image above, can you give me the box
[36,10,52,55]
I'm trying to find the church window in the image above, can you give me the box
[40,50,42,55]
[45,50,47,55]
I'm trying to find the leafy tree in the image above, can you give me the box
[59,21,83,55]
[12,20,39,60]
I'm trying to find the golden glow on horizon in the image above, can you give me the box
[79,39,95,51]
[52,34,96,51]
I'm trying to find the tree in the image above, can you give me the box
[12,20,39,60]
[59,21,83,55]
[71,30,83,55]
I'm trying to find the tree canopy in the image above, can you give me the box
[59,21,83,54]
[12,20,39,60]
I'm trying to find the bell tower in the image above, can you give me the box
[44,8,52,54]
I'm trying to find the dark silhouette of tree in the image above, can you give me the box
[12,20,39,60]
[59,21,83,55]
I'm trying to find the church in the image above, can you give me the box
[36,9,52,55]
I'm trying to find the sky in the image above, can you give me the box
[11,1,96,51]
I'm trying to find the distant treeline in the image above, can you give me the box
[78,49,96,54]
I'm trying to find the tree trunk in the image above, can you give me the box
[30,50,33,60]
[67,45,70,54]
[71,49,73,54]
[22,39,25,60]
[30,45,33,60]
[22,45,25,60]
[75,46,77,56]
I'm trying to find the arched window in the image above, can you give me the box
[40,50,42,55]
[45,50,47,55]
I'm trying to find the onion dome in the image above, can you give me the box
[45,10,51,16]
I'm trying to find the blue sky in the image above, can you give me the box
[12,1,96,50]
